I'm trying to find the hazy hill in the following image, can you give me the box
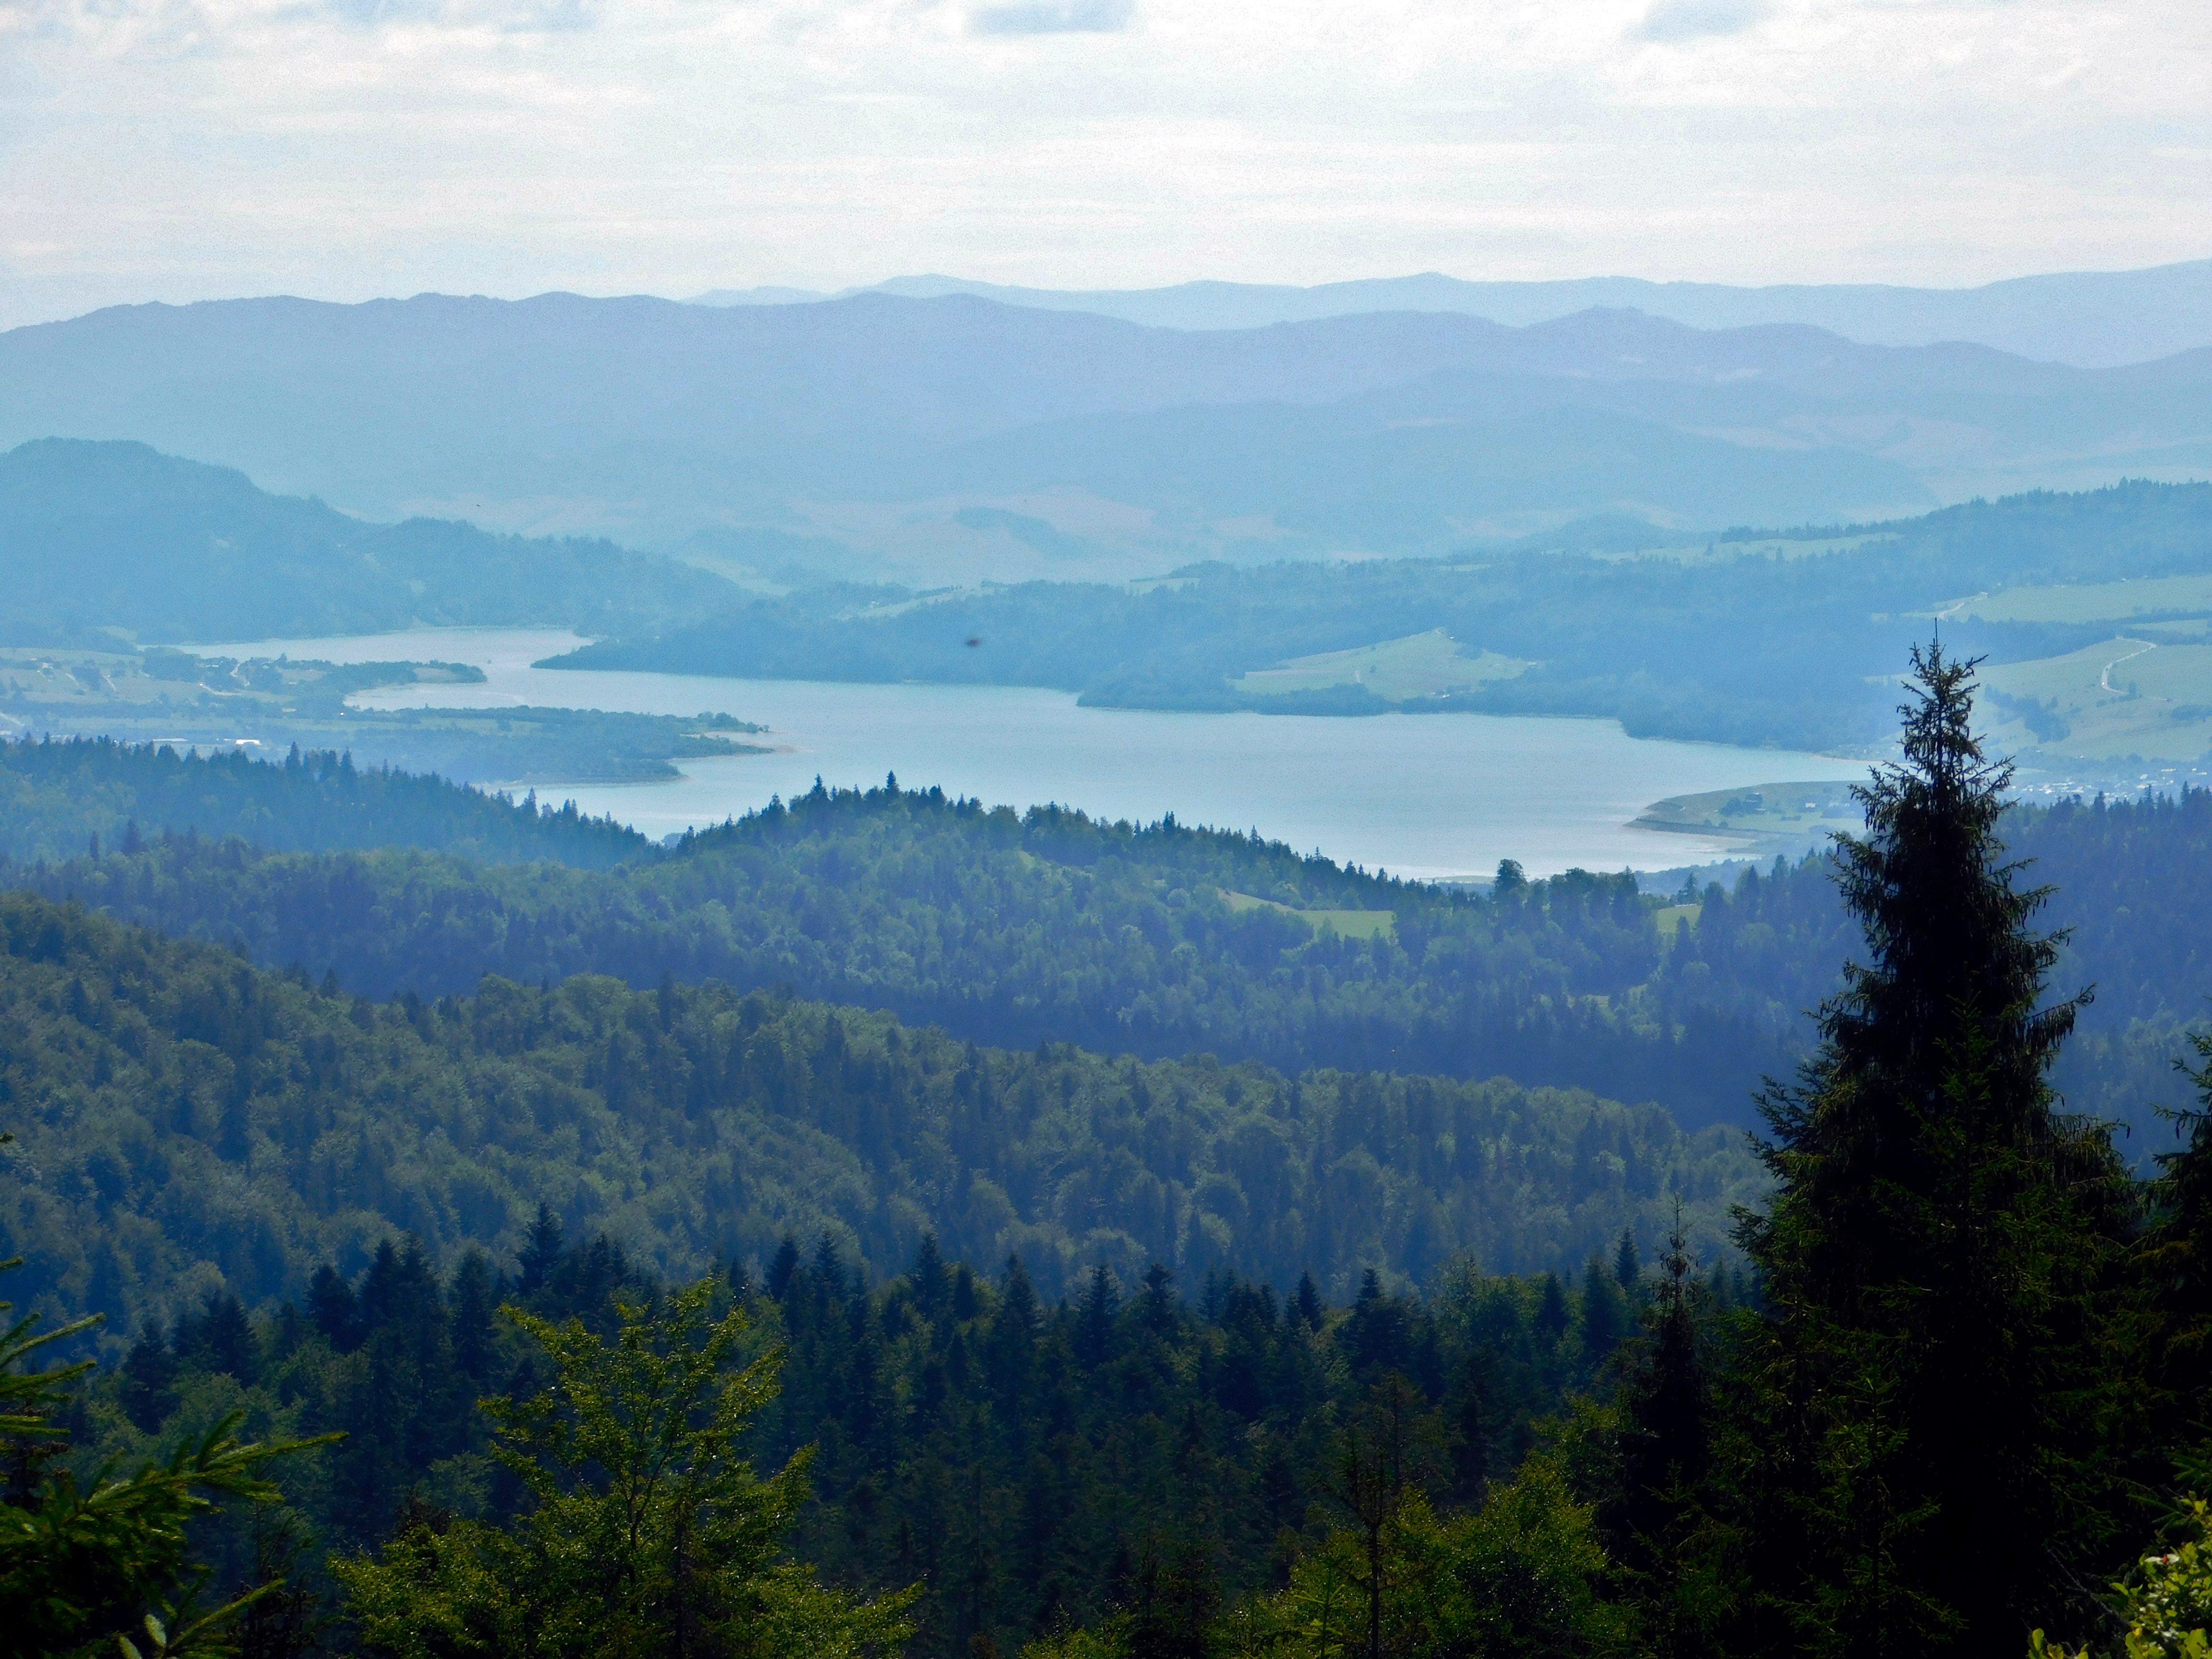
[6,292,2208,581]
[551,480,2212,755]
[701,257,2212,368]
[0,437,740,644]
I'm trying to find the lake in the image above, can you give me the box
[202,626,1871,881]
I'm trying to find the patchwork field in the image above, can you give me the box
[1980,636,2212,762]
[1938,573,2212,626]
[1232,628,1529,702]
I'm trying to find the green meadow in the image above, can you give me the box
[1231,627,1528,702]
[1981,636,2212,761]
[1938,571,2212,625]
[1218,886,1399,938]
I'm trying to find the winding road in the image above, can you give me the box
[2100,640,2158,692]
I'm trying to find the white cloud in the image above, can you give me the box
[1628,0,1770,44]
[0,0,2208,328]
[322,0,446,28]
[313,0,597,30]
[970,0,1133,34]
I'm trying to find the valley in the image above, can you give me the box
[5,265,2212,1659]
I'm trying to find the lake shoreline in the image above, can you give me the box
[183,625,1873,879]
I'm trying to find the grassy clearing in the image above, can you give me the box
[1934,573,2212,626]
[1981,636,2212,761]
[1220,888,1397,939]
[1232,629,1528,702]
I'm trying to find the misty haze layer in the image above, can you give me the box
[4,288,2210,579]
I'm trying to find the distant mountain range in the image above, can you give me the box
[696,259,2212,369]
[4,289,2210,584]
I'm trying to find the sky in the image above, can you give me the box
[1,0,2209,329]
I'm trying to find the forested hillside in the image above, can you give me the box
[18,767,2212,1138]
[10,655,2212,1658]
[0,888,1750,1334]
[1639,786,2212,1141]
[551,479,2212,752]
[0,736,647,866]
[7,781,1784,1127]
[62,1217,1710,1657]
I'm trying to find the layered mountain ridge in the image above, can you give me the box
[7,289,2209,583]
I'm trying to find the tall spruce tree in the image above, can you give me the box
[1724,645,2134,1657]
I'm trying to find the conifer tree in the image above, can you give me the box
[1724,645,2134,1656]
[120,1321,178,1434]
[516,1203,565,1298]
[0,1259,333,1653]
[986,1257,1039,1414]
[1608,1211,1714,1659]
[1582,1256,1626,1369]
[1075,1265,1119,1368]
[909,1235,950,1324]
[2139,1034,2212,1468]
[448,1249,500,1389]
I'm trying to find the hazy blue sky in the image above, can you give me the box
[1,0,2207,327]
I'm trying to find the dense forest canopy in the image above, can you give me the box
[0,887,1752,1334]
[5,654,2212,1657]
[0,736,648,867]
[14,756,2212,1141]
[54,1213,1707,1657]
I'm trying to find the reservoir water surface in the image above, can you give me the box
[206,627,1871,882]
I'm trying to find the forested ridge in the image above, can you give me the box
[1,779,1765,1126]
[56,1214,1704,1656]
[0,887,1749,1330]
[17,760,2212,1138]
[0,880,1761,1655]
[0,736,648,867]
